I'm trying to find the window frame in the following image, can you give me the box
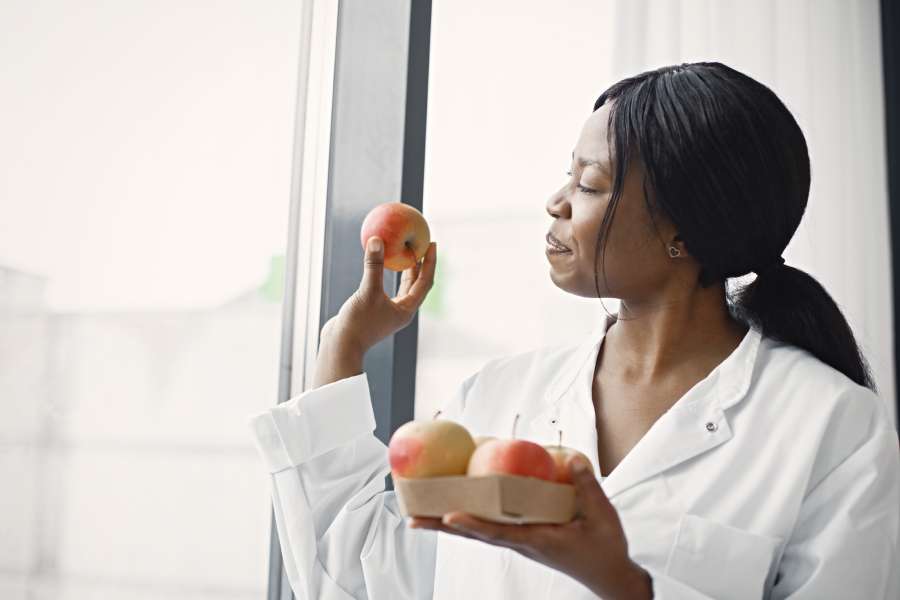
[267,1,433,598]
[882,0,900,427]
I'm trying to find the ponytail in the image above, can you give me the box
[732,264,876,391]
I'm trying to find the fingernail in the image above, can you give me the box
[368,237,382,252]
[442,515,464,530]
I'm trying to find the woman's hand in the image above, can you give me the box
[408,457,654,600]
[312,236,437,388]
[331,236,437,352]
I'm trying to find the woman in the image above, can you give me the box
[250,62,900,599]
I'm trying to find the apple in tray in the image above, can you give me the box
[544,445,594,484]
[388,420,475,478]
[472,435,496,447]
[466,438,557,482]
[388,419,583,524]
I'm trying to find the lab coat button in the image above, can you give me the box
[705,422,718,432]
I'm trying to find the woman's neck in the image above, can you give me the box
[601,285,748,386]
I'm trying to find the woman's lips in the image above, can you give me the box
[546,232,571,253]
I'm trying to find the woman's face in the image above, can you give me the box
[545,103,682,300]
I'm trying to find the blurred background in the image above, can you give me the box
[1,1,301,598]
[1,1,896,599]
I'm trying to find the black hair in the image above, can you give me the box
[592,61,875,391]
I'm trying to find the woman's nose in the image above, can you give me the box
[545,187,571,219]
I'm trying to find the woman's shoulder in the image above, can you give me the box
[752,334,893,454]
[452,336,595,425]
[476,335,594,379]
[460,335,596,401]
[753,335,898,502]
[756,335,882,407]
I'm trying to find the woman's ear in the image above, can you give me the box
[667,234,690,259]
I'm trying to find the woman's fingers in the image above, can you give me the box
[397,242,436,310]
[397,258,422,298]
[360,237,385,297]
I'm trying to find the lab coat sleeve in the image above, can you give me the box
[769,396,900,600]
[248,371,475,600]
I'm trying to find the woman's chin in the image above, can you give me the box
[548,268,577,294]
[548,269,606,298]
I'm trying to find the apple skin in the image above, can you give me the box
[473,435,496,447]
[466,439,557,482]
[388,420,475,478]
[360,202,431,272]
[544,445,594,484]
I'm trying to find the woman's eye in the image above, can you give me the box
[565,171,596,194]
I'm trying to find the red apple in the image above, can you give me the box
[360,202,431,272]
[466,439,557,482]
[388,419,475,478]
[544,445,594,484]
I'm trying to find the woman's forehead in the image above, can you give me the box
[573,106,614,172]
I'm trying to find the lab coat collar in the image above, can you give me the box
[531,312,763,499]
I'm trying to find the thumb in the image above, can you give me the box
[361,236,385,296]
[569,456,610,518]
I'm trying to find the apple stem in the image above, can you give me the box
[433,409,442,420]
[512,413,520,439]
[558,429,563,447]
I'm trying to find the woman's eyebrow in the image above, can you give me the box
[572,151,612,177]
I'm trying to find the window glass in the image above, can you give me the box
[417,0,619,420]
[0,2,302,598]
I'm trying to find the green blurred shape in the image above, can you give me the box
[261,251,444,312]
[261,255,286,303]
[420,253,446,317]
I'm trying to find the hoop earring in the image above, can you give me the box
[667,245,682,258]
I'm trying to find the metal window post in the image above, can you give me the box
[268,1,432,599]
[319,0,432,457]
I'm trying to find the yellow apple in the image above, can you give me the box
[388,419,475,478]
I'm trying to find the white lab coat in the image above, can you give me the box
[249,314,900,599]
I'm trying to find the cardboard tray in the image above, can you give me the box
[393,474,576,524]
